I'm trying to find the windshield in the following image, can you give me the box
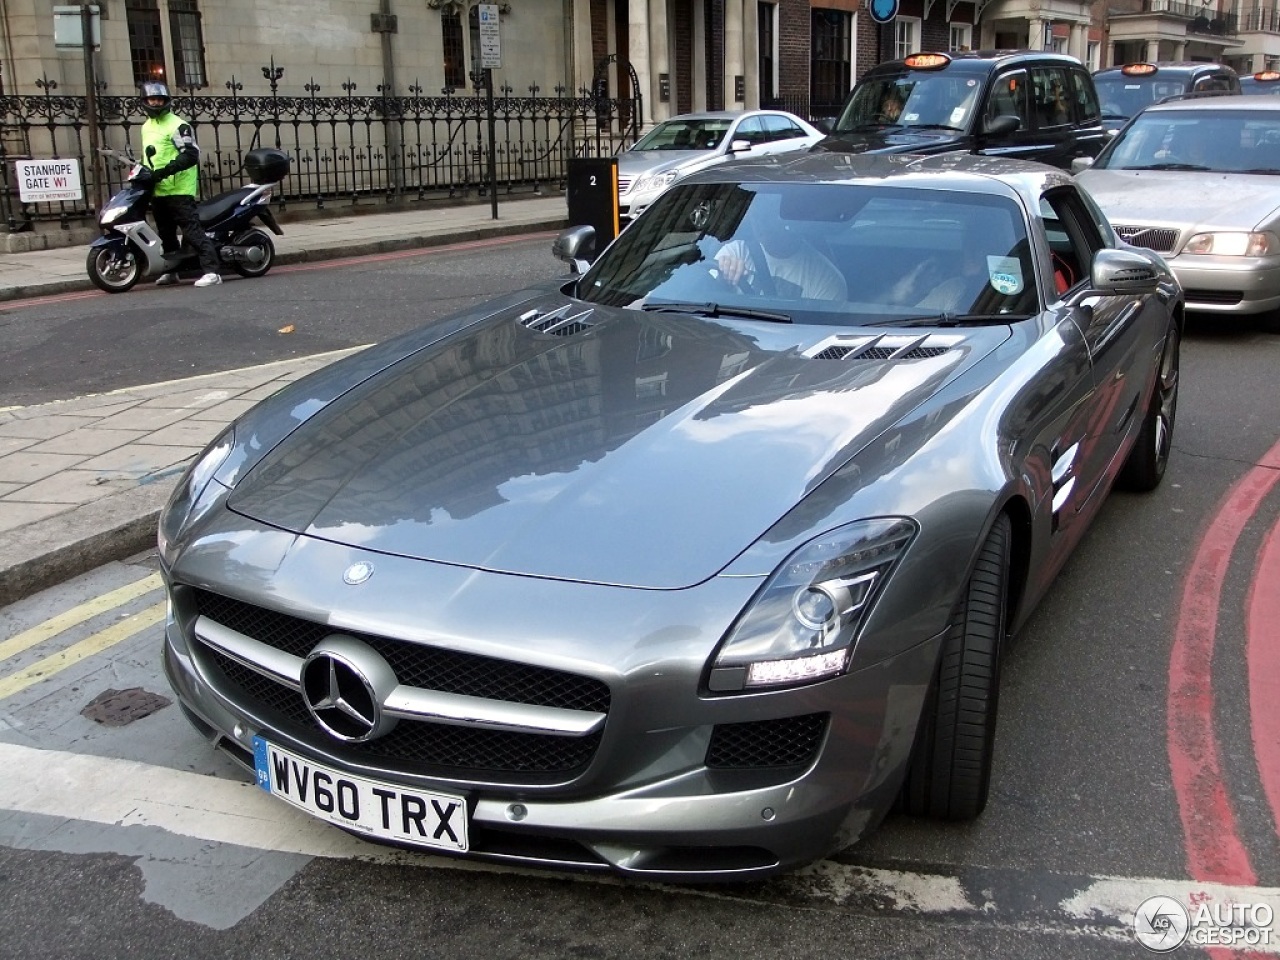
[832,73,981,134]
[1095,109,1280,173]
[1240,77,1280,96]
[1094,76,1190,119]
[630,118,733,152]
[576,181,1038,325]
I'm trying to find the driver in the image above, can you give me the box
[714,219,847,301]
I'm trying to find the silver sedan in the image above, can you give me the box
[1075,96,1280,315]
[160,153,1181,881]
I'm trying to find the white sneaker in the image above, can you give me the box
[154,272,179,286]
[194,272,222,287]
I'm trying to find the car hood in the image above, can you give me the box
[813,128,964,155]
[1076,168,1280,230]
[228,298,1007,588]
[617,150,716,180]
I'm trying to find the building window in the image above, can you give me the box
[125,0,166,86]
[758,3,777,101]
[895,17,920,60]
[169,0,206,88]
[811,9,852,112]
[1087,41,1100,70]
[442,11,465,89]
[949,23,972,52]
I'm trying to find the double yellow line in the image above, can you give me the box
[0,574,166,701]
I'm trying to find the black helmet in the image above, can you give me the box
[140,82,172,119]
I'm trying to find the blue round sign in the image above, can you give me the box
[869,0,899,24]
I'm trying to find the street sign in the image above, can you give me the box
[868,0,899,24]
[15,159,84,202]
[478,3,502,70]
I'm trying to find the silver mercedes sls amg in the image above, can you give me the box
[160,152,1182,881]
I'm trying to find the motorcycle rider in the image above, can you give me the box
[134,82,222,287]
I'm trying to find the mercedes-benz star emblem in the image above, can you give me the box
[343,561,374,585]
[300,636,399,742]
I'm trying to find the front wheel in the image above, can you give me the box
[86,243,142,293]
[900,512,1011,821]
[1116,320,1180,492]
[231,228,276,278]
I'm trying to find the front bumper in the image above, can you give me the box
[161,537,943,880]
[1169,253,1280,314]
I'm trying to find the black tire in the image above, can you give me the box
[901,512,1011,821]
[86,244,142,293]
[1116,321,1180,492]
[231,228,275,278]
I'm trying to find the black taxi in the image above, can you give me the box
[1239,70,1280,96]
[813,51,1107,169]
[1093,61,1239,132]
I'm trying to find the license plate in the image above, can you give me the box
[253,738,468,852]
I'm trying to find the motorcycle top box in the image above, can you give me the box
[244,148,290,185]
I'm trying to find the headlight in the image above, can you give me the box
[100,204,129,225]
[157,427,234,566]
[632,171,679,195]
[708,518,917,692]
[1182,231,1279,256]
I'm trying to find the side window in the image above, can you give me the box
[1070,68,1101,123]
[1039,188,1105,296]
[735,117,767,146]
[762,115,804,141]
[1032,66,1073,128]
[984,70,1031,131]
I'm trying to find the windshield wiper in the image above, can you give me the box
[905,123,964,132]
[1121,162,1211,171]
[879,312,1028,328]
[1236,168,1280,175]
[640,301,792,323]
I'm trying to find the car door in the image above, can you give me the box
[976,69,1043,163]
[1040,185,1160,524]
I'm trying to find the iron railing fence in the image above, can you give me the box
[1,80,642,233]
[1245,4,1280,30]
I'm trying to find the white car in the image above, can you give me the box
[617,109,825,220]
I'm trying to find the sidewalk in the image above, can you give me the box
[0,194,570,605]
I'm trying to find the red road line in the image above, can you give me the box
[1170,438,1280,890]
[1247,503,1280,843]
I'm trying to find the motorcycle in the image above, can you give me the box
[86,146,289,293]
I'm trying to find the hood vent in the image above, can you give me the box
[808,334,955,362]
[518,304,596,337]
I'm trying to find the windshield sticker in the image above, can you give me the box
[949,107,967,125]
[987,256,1023,295]
[904,112,920,122]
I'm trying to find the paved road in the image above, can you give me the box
[1,249,1278,957]
[0,233,565,407]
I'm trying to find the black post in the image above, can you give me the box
[80,3,102,211]
[485,67,498,220]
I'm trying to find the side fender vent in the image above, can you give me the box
[518,304,596,337]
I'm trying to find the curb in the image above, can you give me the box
[0,216,568,303]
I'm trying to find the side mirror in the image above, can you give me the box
[552,225,597,275]
[728,139,753,153]
[1089,247,1163,295]
[145,145,157,160]
[1070,156,1094,174]
[980,114,1021,139]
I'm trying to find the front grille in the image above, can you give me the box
[204,648,602,776]
[1115,225,1179,254]
[1184,288,1244,305]
[191,589,610,712]
[705,713,828,769]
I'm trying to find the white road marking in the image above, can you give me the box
[1,740,1277,948]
